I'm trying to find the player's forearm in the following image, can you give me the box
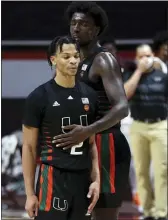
[91,159,100,183]
[87,101,128,135]
[124,69,142,99]
[90,142,100,183]
[22,144,37,196]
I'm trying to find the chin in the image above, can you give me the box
[74,38,86,46]
[69,71,77,76]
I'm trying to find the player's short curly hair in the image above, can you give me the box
[153,31,168,51]
[47,35,79,68]
[65,1,109,37]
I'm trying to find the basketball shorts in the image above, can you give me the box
[35,164,91,220]
[95,129,131,208]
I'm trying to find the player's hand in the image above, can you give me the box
[52,125,91,149]
[86,181,100,215]
[137,57,153,73]
[25,195,39,218]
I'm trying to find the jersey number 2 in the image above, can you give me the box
[62,115,88,155]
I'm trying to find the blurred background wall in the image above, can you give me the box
[2,1,168,136]
[1,1,168,213]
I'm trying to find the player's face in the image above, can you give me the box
[70,12,99,46]
[158,43,168,62]
[136,47,154,62]
[54,43,80,76]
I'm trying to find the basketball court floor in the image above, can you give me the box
[2,201,143,220]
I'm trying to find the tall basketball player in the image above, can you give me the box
[53,2,131,220]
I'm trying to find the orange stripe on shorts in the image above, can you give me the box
[39,164,44,207]
[45,166,53,211]
[109,133,115,193]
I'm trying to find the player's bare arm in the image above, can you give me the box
[22,125,39,218]
[87,52,129,133]
[53,52,129,148]
[87,135,100,215]
[89,135,100,184]
[124,54,153,100]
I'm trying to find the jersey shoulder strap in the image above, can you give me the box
[79,46,107,73]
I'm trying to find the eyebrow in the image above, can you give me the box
[61,52,79,55]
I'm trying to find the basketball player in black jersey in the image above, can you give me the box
[53,2,131,220]
[22,36,100,220]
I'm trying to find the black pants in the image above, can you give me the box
[35,164,91,220]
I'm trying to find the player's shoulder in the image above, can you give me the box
[26,79,52,101]
[92,51,117,72]
[153,69,168,84]
[78,82,97,99]
[154,68,167,76]
[95,51,115,63]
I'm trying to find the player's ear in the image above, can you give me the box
[50,56,57,67]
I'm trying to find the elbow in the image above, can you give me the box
[124,85,133,100]
[22,143,36,157]
[125,92,132,100]
[118,101,129,119]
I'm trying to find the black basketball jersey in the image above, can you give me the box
[77,46,120,131]
[23,79,97,170]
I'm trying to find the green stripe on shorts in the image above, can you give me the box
[39,165,49,210]
[101,133,111,193]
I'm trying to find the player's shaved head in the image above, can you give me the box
[136,44,152,55]
[136,44,154,60]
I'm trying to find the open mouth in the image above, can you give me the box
[73,35,80,40]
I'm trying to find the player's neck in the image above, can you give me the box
[54,73,75,88]
[80,41,100,60]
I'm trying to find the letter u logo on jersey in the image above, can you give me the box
[53,197,68,211]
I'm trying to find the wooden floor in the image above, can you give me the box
[1,217,143,220]
[2,201,143,220]
[1,215,143,220]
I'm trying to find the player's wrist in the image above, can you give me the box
[91,171,100,183]
[26,191,36,197]
[26,194,37,199]
[135,68,143,75]
[91,180,100,188]
[93,179,100,184]
[85,125,95,137]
